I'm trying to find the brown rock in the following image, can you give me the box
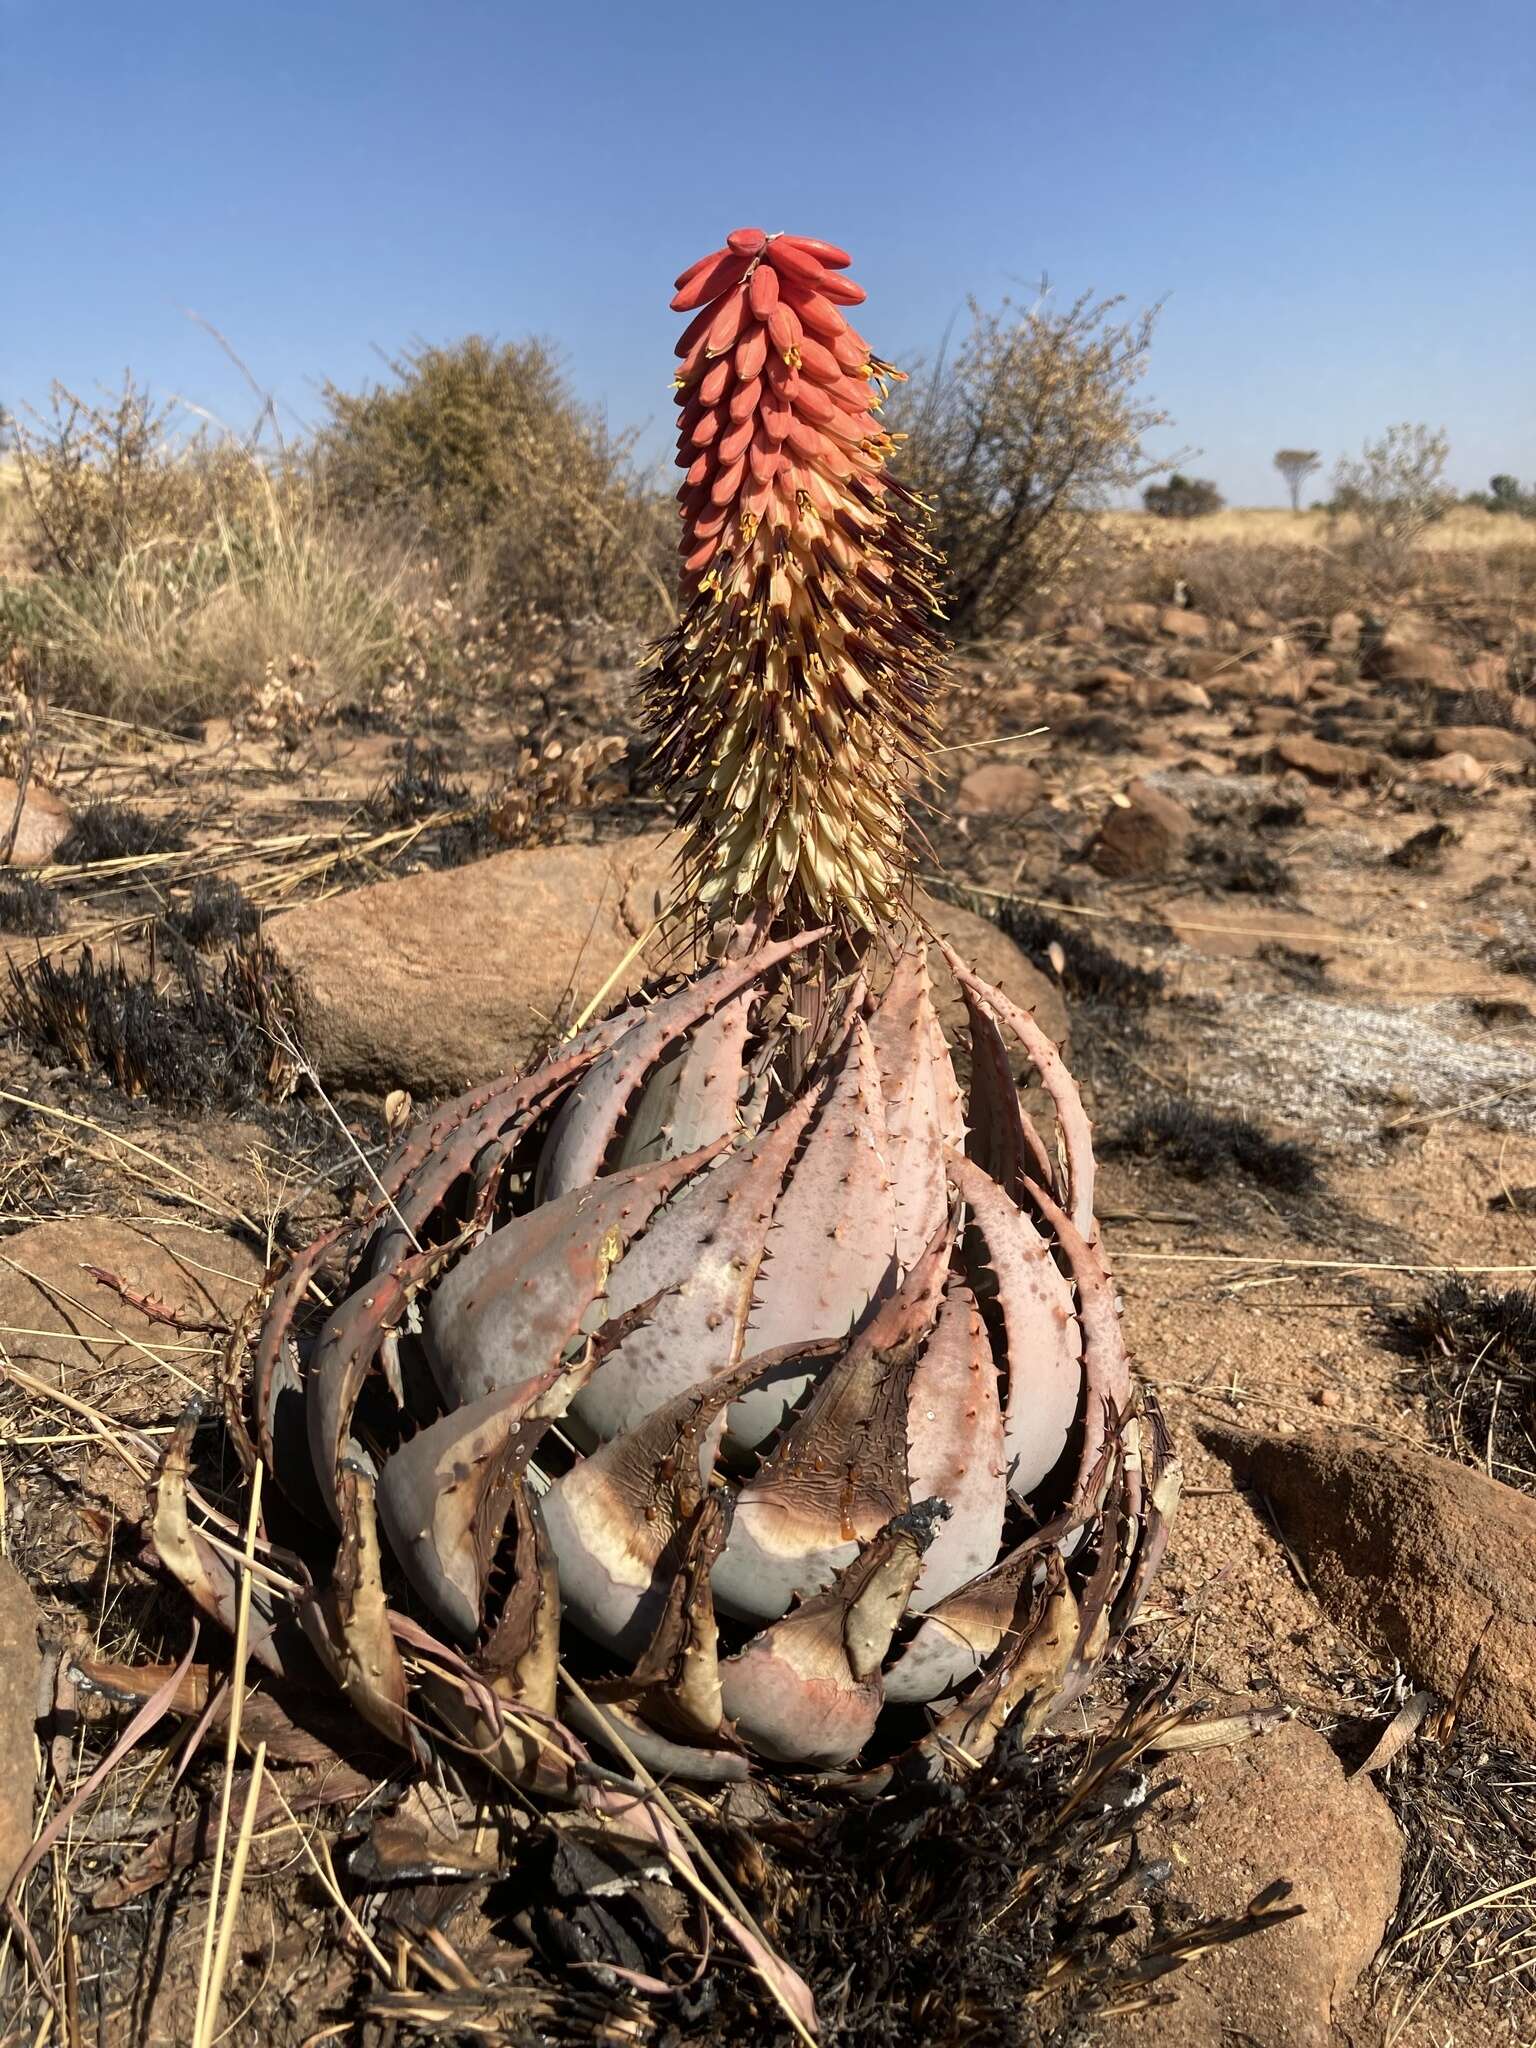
[1058,622,1101,648]
[955,762,1046,815]
[1327,609,1364,655]
[1249,706,1299,734]
[1433,724,1536,767]
[0,1561,41,1896]
[1367,639,1460,690]
[1081,664,1140,693]
[1088,778,1194,878]
[267,831,1071,1099]
[1272,735,1387,784]
[270,835,676,1095]
[1149,680,1212,713]
[1103,601,1161,642]
[1417,750,1488,789]
[1159,606,1210,643]
[1203,1425,1536,1752]
[0,1217,264,1394]
[1099,1723,1401,2048]
[1463,652,1510,694]
[0,778,72,867]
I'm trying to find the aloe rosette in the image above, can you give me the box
[170,230,1176,1792]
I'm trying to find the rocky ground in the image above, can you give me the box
[0,576,1533,2045]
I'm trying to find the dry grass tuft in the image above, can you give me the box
[0,874,65,935]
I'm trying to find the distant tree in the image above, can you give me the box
[1142,473,1224,519]
[1467,473,1536,518]
[1273,447,1320,513]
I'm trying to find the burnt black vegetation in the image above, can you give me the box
[1110,1099,1320,1194]
[163,876,261,948]
[980,895,1166,1007]
[1381,1720,1536,2007]
[4,941,297,1111]
[1378,1279,1536,1491]
[1388,821,1459,870]
[54,801,187,865]
[1188,836,1292,895]
[0,876,65,936]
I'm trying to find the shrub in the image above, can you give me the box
[1142,473,1224,520]
[889,290,1173,638]
[1329,423,1454,583]
[317,336,673,634]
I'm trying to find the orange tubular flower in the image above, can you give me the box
[646,229,948,937]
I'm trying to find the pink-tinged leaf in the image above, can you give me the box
[903,1277,1007,1612]
[421,1145,724,1413]
[374,1366,566,1639]
[574,1083,822,1442]
[613,992,751,1167]
[957,978,1053,1196]
[537,929,827,1199]
[301,1464,419,1756]
[867,941,965,1271]
[543,1349,793,1656]
[937,939,1098,1235]
[719,1519,927,1766]
[727,1014,899,1452]
[882,1522,1065,1706]
[947,1151,1082,1504]
[306,1236,462,1520]
[921,1552,1078,1770]
[712,1226,949,1623]
[1019,1171,1134,1507]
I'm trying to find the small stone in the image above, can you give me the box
[1417,749,1487,789]
[1314,1388,1341,1409]
[1159,606,1210,642]
[1102,600,1161,642]
[1080,664,1140,693]
[955,762,1046,815]
[0,778,72,868]
[1272,734,1387,784]
[1088,778,1194,878]
[1433,724,1536,768]
[1367,639,1460,690]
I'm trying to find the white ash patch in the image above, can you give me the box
[1188,993,1536,1144]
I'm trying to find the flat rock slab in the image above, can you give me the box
[1203,1424,1536,1752]
[0,1216,263,1405]
[271,836,677,1096]
[0,1561,42,1895]
[269,833,1069,1097]
[1099,1722,1401,2048]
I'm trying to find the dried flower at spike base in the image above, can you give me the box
[645,231,949,935]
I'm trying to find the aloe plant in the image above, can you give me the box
[170,231,1176,1793]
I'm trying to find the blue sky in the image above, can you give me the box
[3,0,1532,503]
